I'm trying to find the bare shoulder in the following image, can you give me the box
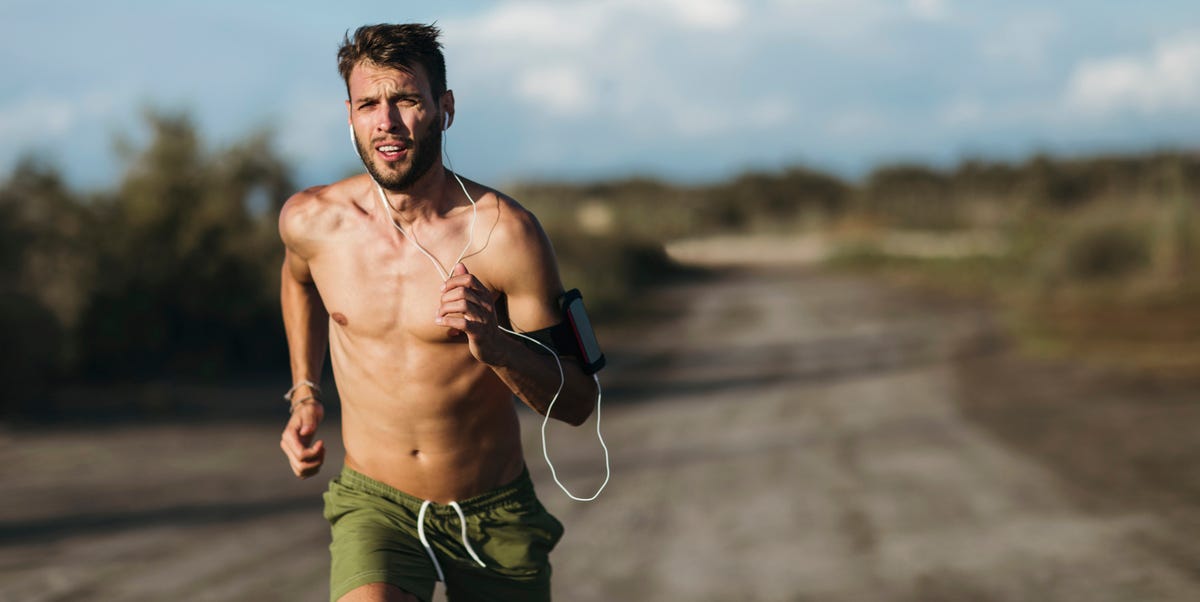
[460,179,550,257]
[279,175,373,254]
[460,179,561,296]
[464,179,544,242]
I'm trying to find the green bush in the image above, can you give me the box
[1059,223,1151,282]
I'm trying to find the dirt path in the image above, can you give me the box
[2,264,1198,601]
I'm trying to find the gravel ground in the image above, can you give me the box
[2,261,1198,601]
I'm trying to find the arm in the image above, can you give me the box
[437,216,598,426]
[278,198,330,478]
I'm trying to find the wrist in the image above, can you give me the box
[482,330,521,368]
[283,379,321,401]
[289,395,323,414]
[284,379,323,413]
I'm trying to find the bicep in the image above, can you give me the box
[283,247,314,285]
[499,221,565,333]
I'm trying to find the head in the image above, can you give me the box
[338,23,453,191]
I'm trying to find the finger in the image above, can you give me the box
[436,299,491,324]
[441,266,483,293]
[282,424,310,458]
[437,299,470,317]
[299,461,323,479]
[297,447,326,479]
[282,440,306,476]
[439,286,493,313]
[440,284,491,307]
[438,315,471,333]
[298,439,325,461]
[294,453,322,478]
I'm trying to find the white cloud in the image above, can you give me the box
[0,95,74,141]
[660,0,745,30]
[0,90,121,145]
[907,0,948,21]
[465,1,604,48]
[826,108,885,138]
[747,98,794,128]
[442,0,766,136]
[516,65,594,115]
[1064,32,1200,116]
[940,98,984,126]
[980,12,1060,67]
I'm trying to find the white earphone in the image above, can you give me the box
[346,101,609,502]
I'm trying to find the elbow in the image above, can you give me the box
[546,393,594,426]
[543,369,599,426]
[559,405,594,427]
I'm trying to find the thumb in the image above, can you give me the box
[453,262,469,276]
[299,418,316,436]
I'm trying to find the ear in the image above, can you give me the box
[441,90,455,130]
[345,99,353,124]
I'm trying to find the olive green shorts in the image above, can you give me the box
[323,466,564,602]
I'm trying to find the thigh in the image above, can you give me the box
[326,481,439,602]
[443,495,563,602]
[338,582,423,602]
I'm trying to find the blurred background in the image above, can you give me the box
[3,1,1200,601]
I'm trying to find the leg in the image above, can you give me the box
[442,487,562,602]
[338,582,423,602]
[325,471,440,602]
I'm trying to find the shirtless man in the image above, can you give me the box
[277,23,598,602]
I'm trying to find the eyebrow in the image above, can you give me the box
[354,92,423,105]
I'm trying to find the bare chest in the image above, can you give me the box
[310,232,487,344]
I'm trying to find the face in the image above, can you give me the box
[346,61,447,192]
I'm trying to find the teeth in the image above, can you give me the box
[379,145,401,152]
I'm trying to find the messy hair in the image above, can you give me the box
[337,23,447,98]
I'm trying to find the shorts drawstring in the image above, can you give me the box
[417,499,487,582]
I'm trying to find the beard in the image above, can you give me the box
[356,116,443,192]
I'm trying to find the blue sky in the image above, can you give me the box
[2,0,1199,190]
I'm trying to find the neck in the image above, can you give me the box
[373,163,480,282]
[376,162,455,225]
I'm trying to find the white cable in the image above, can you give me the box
[359,119,609,502]
[448,501,488,568]
[374,175,476,281]
[416,500,445,582]
[500,326,610,502]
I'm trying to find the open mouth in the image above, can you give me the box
[375,141,408,162]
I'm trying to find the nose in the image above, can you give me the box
[374,104,404,135]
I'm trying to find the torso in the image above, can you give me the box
[295,174,525,503]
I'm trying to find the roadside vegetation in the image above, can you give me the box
[823,153,1200,379]
[3,108,1196,418]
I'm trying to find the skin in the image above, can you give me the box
[278,61,597,601]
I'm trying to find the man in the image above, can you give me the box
[278,23,598,602]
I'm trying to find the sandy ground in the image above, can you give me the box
[2,253,1199,601]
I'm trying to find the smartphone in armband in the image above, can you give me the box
[562,289,605,374]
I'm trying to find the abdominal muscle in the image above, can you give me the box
[329,328,527,504]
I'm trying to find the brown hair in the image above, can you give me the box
[337,23,447,99]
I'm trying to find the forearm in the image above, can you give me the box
[489,334,597,426]
[281,264,329,396]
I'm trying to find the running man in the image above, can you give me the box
[278,23,598,602]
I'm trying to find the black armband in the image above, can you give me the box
[511,289,606,374]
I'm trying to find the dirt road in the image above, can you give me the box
[3,263,1198,601]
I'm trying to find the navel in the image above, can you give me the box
[331,312,349,326]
